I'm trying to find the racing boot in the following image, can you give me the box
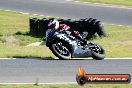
[80,39,87,46]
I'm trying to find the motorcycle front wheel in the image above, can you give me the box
[50,41,72,60]
[90,44,105,60]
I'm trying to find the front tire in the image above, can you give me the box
[90,44,105,60]
[50,41,72,60]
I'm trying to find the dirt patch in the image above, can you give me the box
[0,36,20,46]
[26,41,45,46]
[117,41,132,46]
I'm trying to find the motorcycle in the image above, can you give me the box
[45,29,105,60]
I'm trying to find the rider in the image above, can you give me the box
[48,19,87,45]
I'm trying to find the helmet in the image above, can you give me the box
[48,19,59,29]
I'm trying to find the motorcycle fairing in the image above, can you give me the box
[72,45,92,58]
[54,32,92,58]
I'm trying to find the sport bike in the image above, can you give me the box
[45,29,105,60]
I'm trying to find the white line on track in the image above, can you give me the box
[102,22,132,27]
[0,82,131,84]
[66,0,72,1]
[70,0,132,10]
[0,57,132,60]
[39,14,45,16]
[0,9,132,27]
[33,14,39,16]
[54,58,132,60]
[17,11,29,15]
[0,82,77,84]
[0,58,17,60]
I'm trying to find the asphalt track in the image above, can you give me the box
[0,58,132,83]
[0,0,132,26]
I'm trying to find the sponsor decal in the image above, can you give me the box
[76,66,131,85]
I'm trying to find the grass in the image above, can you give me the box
[0,10,55,58]
[75,0,132,6]
[0,84,132,88]
[91,24,132,58]
[0,9,132,58]
[0,44,53,58]
[0,9,132,88]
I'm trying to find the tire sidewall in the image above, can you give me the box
[92,45,105,60]
[50,41,72,60]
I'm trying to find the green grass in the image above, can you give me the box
[0,84,132,88]
[75,0,132,6]
[0,10,55,58]
[0,9,132,58]
[0,44,54,58]
[91,24,132,58]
